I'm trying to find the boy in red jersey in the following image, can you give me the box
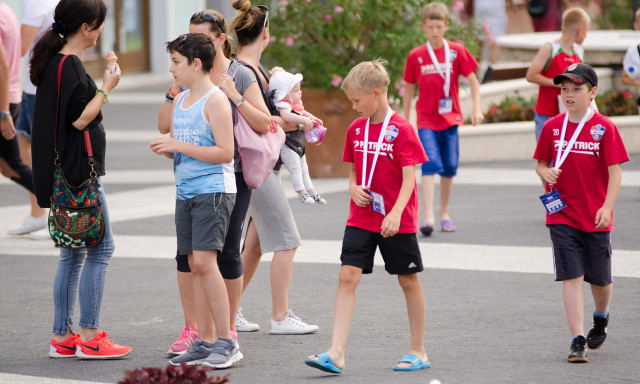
[304,60,430,374]
[402,2,483,236]
[534,63,629,363]
[527,7,591,141]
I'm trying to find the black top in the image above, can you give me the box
[32,54,106,208]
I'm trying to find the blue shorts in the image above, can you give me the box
[534,113,553,142]
[418,126,459,177]
[16,93,35,140]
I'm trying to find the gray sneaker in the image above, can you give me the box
[169,340,213,366]
[201,339,243,369]
[270,309,319,335]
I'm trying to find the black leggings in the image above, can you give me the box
[0,104,33,193]
[175,172,252,280]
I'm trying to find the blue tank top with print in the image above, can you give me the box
[173,87,236,200]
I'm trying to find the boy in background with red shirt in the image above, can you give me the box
[527,7,591,141]
[534,63,629,363]
[403,2,483,236]
[304,60,430,374]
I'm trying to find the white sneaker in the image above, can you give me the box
[235,308,260,332]
[28,228,51,240]
[270,309,319,335]
[8,214,48,235]
[299,192,315,205]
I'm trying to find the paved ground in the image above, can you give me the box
[0,78,639,384]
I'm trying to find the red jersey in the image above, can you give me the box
[535,40,584,116]
[342,112,428,233]
[533,112,629,232]
[403,40,478,131]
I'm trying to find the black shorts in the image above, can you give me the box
[548,224,612,286]
[340,226,423,275]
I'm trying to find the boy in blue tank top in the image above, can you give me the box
[150,33,240,368]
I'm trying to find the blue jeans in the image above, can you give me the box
[534,113,553,142]
[418,126,459,177]
[52,180,114,335]
[16,93,35,139]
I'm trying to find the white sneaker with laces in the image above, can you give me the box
[270,309,319,334]
[28,228,51,240]
[8,214,48,235]
[235,308,260,332]
[299,192,315,205]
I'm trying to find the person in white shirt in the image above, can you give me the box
[9,0,59,238]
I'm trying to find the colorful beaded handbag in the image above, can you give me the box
[48,55,105,249]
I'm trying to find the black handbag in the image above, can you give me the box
[528,0,548,18]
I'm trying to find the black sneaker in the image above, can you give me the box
[587,315,608,349]
[568,335,588,363]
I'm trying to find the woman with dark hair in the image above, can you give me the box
[157,8,271,357]
[231,0,318,335]
[30,0,131,359]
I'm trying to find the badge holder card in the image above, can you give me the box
[539,188,566,215]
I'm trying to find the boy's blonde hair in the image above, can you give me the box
[422,2,448,22]
[562,7,590,31]
[341,59,390,93]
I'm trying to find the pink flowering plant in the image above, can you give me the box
[263,0,481,99]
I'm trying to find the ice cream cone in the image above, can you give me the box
[106,51,118,74]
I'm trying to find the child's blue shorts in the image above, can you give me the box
[418,125,459,177]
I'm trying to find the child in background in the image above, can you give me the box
[305,60,429,374]
[534,63,629,363]
[402,1,483,236]
[526,7,591,141]
[269,70,326,205]
[150,33,240,368]
[621,9,640,115]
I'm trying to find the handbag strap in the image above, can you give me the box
[54,55,95,166]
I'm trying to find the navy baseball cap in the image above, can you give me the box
[553,63,598,87]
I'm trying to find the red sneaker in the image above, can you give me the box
[49,333,79,358]
[76,331,132,359]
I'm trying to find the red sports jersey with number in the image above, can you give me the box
[535,40,584,116]
[403,40,478,131]
[342,112,428,233]
[533,112,629,232]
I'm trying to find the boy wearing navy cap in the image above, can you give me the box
[533,63,629,363]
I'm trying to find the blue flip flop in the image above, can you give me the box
[393,354,431,371]
[305,352,342,374]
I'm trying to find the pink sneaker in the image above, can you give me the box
[230,328,239,349]
[166,326,199,356]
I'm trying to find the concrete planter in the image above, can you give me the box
[459,115,640,164]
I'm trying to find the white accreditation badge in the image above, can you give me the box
[426,40,452,115]
[362,107,394,216]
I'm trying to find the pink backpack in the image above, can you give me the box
[231,65,285,189]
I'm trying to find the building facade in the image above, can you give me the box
[6,0,237,77]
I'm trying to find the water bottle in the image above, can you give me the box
[305,125,326,144]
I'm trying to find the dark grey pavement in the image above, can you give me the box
[1,81,639,384]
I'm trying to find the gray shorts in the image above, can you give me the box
[175,193,236,255]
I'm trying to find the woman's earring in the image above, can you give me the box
[85,34,89,38]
